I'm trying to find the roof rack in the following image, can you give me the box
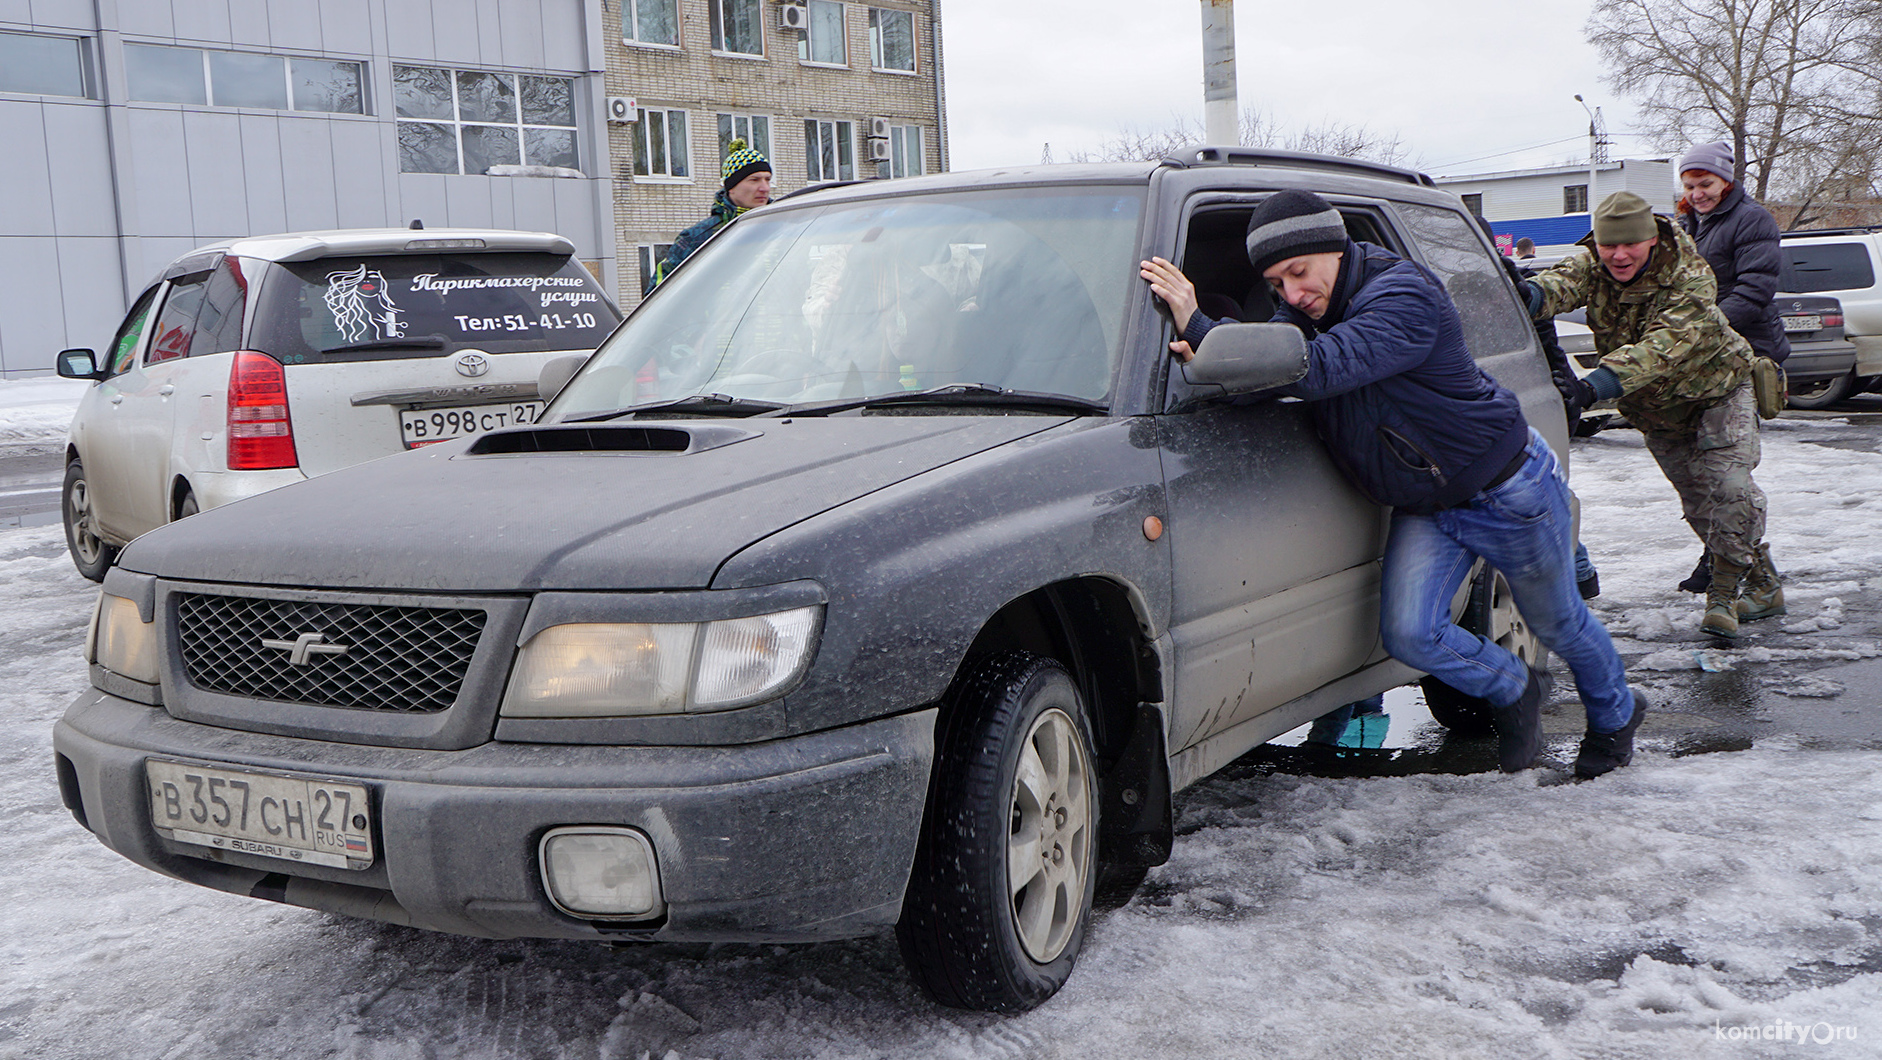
[1782,224,1882,237]
[771,179,868,204]
[1158,144,1436,188]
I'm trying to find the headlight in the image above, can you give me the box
[95,593,159,684]
[501,605,821,718]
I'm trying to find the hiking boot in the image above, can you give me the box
[1701,553,1750,639]
[1575,690,1649,779]
[1577,570,1600,600]
[1677,552,1711,593]
[1735,541,1786,622]
[1489,667,1547,773]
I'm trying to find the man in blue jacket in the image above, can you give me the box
[1141,190,1642,778]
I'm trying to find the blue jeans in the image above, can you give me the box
[1381,430,1633,733]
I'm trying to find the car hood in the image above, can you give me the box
[119,416,1068,591]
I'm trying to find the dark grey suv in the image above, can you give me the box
[53,148,1565,1013]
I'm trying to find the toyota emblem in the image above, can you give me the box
[455,353,490,378]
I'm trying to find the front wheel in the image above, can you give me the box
[62,459,118,582]
[1421,566,1544,736]
[896,652,1097,1013]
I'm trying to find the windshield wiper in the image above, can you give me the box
[762,384,1108,418]
[320,335,449,354]
[564,393,788,422]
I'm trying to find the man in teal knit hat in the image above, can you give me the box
[654,138,772,285]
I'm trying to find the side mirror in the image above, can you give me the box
[537,353,589,404]
[1179,323,1308,395]
[56,349,103,380]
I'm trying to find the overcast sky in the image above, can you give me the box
[938,0,1668,178]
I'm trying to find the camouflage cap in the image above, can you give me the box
[1593,192,1656,245]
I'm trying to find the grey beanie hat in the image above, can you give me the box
[1245,190,1347,275]
[1678,141,1734,184]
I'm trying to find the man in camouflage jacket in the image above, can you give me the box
[1522,191,1782,639]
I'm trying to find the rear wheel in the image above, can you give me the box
[896,652,1096,1013]
[173,488,199,521]
[1786,371,1855,410]
[1420,566,1543,736]
[61,459,117,583]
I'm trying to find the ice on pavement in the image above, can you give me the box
[2,377,1880,1058]
[0,376,83,452]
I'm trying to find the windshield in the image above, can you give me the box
[552,186,1145,417]
[252,252,621,363]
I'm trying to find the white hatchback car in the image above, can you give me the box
[55,227,621,580]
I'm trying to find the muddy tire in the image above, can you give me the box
[1421,566,1544,736]
[62,459,118,583]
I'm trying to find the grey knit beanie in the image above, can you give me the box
[1245,190,1347,276]
[1678,141,1734,184]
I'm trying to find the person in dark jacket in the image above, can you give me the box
[1140,190,1643,778]
[653,139,772,286]
[1670,140,1790,595]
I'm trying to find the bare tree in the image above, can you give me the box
[1066,109,1408,167]
[1586,0,1882,205]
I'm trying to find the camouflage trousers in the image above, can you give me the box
[1640,384,1766,568]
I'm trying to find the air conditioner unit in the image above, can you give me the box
[866,137,892,163]
[868,116,891,139]
[606,96,637,123]
[779,4,809,30]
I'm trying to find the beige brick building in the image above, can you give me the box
[601,0,947,306]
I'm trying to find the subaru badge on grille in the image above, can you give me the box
[260,631,351,665]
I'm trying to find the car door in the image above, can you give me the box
[1155,196,1393,755]
[80,284,164,543]
[113,271,213,533]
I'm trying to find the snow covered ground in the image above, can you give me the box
[2,380,1880,1059]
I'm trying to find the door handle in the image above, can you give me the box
[160,384,175,396]
[110,394,124,405]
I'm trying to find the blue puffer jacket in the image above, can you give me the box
[1189,240,1529,514]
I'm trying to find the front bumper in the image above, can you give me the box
[54,689,935,942]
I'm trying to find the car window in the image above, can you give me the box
[188,260,250,357]
[249,252,620,363]
[1393,202,1533,359]
[556,186,1146,413]
[107,286,162,376]
[146,274,211,364]
[1781,242,1875,294]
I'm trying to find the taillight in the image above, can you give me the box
[1824,314,1843,327]
[227,351,298,470]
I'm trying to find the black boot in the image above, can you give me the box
[1575,690,1649,779]
[1489,667,1547,773]
[1577,571,1600,600]
[1677,552,1711,593]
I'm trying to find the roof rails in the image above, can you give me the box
[1159,144,1436,188]
[1782,224,1882,237]
[771,179,867,204]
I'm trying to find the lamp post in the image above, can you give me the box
[1201,0,1237,144]
[1574,94,1599,218]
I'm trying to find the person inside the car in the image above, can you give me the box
[1140,190,1644,779]
[1525,191,1784,640]
[654,138,773,285]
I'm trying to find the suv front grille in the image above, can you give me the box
[176,594,488,713]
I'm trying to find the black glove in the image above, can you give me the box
[1517,279,1546,320]
[1553,367,1597,419]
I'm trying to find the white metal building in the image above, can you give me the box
[1436,159,1676,255]
[0,0,618,378]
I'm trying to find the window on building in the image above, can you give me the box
[638,243,675,296]
[633,107,690,179]
[0,31,90,98]
[799,0,847,65]
[717,113,771,164]
[394,65,578,174]
[805,119,854,181]
[1564,184,1588,214]
[877,124,923,179]
[868,8,915,72]
[710,0,764,55]
[125,44,363,112]
[1460,193,1483,215]
[623,0,680,46]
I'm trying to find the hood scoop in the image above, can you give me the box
[465,423,760,456]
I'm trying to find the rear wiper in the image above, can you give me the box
[320,335,449,354]
[763,384,1108,418]
[564,393,788,422]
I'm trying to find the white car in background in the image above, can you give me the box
[55,227,621,580]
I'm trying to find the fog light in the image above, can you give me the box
[539,827,663,920]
